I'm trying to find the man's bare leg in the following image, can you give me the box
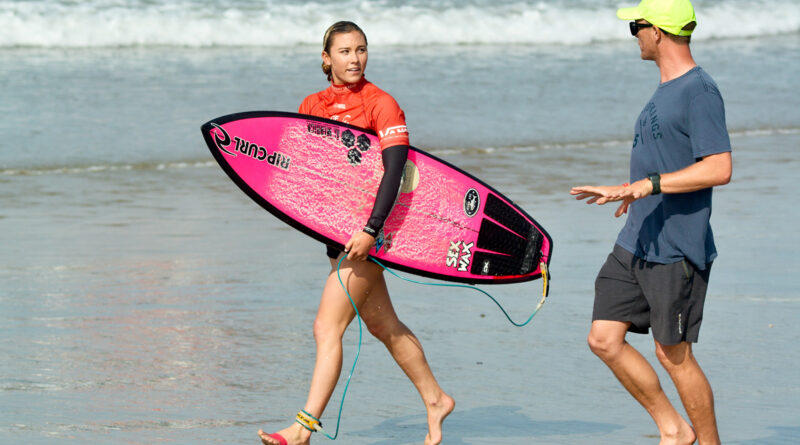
[656,341,720,445]
[589,320,696,445]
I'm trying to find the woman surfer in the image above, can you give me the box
[258,21,455,445]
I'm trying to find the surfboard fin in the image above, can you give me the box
[529,260,550,316]
[540,261,550,299]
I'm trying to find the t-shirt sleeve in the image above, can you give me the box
[372,94,410,149]
[688,91,732,158]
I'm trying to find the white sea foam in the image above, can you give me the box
[0,0,797,48]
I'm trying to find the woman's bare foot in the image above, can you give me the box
[258,423,311,445]
[424,393,455,445]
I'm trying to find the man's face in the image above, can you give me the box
[635,20,658,61]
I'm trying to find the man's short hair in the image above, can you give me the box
[662,21,696,44]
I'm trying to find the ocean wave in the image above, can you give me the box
[0,0,798,48]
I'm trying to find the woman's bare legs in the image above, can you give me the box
[260,255,453,445]
[357,261,454,445]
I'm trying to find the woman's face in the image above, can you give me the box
[323,31,368,85]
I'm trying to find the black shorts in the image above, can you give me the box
[326,245,342,259]
[593,244,712,345]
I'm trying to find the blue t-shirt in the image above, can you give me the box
[616,67,731,269]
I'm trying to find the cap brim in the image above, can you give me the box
[616,7,643,20]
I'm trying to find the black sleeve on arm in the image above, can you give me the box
[363,145,409,237]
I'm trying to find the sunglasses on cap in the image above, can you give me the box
[629,21,654,36]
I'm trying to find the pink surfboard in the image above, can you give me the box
[202,111,552,285]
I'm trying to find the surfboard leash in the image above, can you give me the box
[311,256,550,440]
[371,257,550,327]
[302,254,365,441]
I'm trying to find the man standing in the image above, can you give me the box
[570,0,731,444]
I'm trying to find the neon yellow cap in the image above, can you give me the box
[617,0,697,36]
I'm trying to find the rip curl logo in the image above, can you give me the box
[230,136,291,170]
[464,188,480,217]
[446,240,474,272]
[212,123,290,171]
[211,123,235,156]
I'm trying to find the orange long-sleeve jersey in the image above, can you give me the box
[298,77,409,150]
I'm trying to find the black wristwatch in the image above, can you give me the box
[647,172,661,195]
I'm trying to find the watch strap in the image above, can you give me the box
[647,172,661,195]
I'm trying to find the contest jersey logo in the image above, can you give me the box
[379,125,408,139]
[464,188,480,217]
[210,123,291,171]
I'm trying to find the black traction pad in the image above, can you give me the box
[483,193,531,238]
[473,194,544,276]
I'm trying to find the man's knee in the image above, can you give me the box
[587,320,630,360]
[654,341,691,368]
[588,332,613,359]
[588,330,621,360]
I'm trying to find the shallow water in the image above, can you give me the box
[3,129,799,444]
